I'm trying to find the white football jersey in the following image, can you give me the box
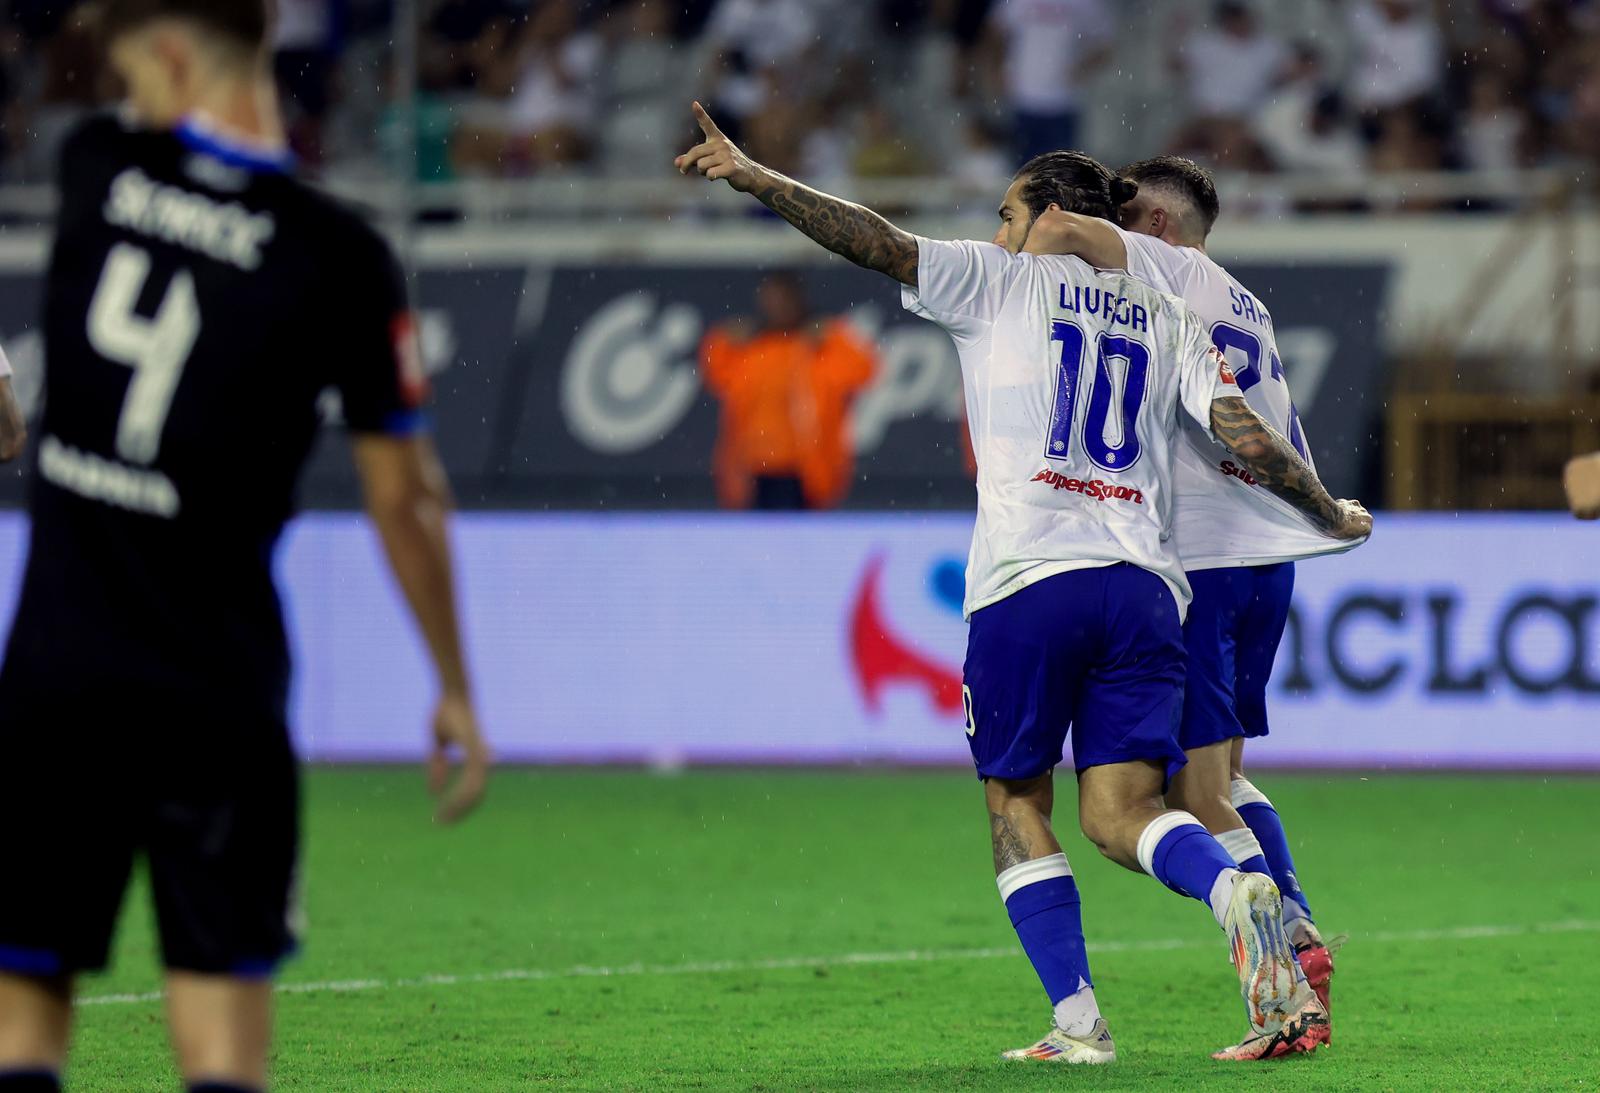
[1112,224,1366,570]
[903,237,1238,621]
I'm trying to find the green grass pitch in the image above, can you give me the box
[66,769,1599,1090]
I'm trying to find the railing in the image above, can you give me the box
[0,168,1584,227]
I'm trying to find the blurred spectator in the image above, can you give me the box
[596,0,681,178]
[1176,2,1289,125]
[852,101,927,178]
[1256,43,1367,173]
[936,0,1000,100]
[0,0,1594,200]
[503,0,601,170]
[983,0,1113,161]
[275,0,348,164]
[423,0,520,90]
[379,64,458,183]
[1369,105,1449,210]
[951,117,1012,188]
[799,96,854,188]
[1344,0,1445,123]
[702,0,818,142]
[1460,69,1531,170]
[1171,113,1272,173]
[701,273,877,511]
[19,2,101,182]
[1554,35,1600,161]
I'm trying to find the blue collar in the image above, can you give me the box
[175,117,295,175]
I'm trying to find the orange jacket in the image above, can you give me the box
[701,319,877,509]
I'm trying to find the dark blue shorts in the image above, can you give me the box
[1179,562,1295,751]
[962,564,1187,784]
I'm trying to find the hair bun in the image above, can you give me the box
[1110,178,1139,204]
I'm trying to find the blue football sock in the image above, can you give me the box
[998,854,1099,1034]
[0,1071,60,1093]
[1136,811,1239,927]
[1232,777,1314,922]
[1216,826,1273,879]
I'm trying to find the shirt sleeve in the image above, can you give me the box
[1110,223,1193,297]
[1175,304,1239,438]
[900,237,1019,345]
[331,227,430,436]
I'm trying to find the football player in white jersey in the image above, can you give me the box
[0,345,24,462]
[677,105,1369,1062]
[1021,155,1371,1027]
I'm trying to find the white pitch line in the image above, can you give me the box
[76,919,1600,1008]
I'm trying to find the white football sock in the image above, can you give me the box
[1053,980,1101,1037]
[1207,868,1241,929]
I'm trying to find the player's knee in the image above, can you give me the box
[1075,807,1119,860]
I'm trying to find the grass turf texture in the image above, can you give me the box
[66,769,1598,1091]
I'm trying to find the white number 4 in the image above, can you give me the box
[87,243,201,465]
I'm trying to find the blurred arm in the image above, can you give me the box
[1564,452,1600,519]
[352,433,488,822]
[1211,395,1370,539]
[1021,207,1128,270]
[0,377,25,463]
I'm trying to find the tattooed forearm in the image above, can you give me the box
[989,812,1033,874]
[749,169,920,286]
[1210,396,1339,529]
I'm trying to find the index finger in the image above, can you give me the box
[692,101,724,140]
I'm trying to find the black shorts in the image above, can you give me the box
[0,697,300,978]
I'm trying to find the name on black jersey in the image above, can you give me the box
[104,167,276,270]
[38,434,180,518]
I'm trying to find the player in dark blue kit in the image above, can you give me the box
[0,3,489,1091]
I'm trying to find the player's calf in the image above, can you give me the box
[0,973,70,1088]
[167,973,272,1093]
[985,777,1111,1056]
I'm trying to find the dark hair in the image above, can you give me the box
[1014,150,1138,223]
[101,0,270,52]
[1118,155,1221,236]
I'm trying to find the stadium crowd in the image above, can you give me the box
[0,0,1597,187]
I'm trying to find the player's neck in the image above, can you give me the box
[183,74,287,151]
[1162,231,1206,254]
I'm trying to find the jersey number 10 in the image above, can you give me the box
[1046,319,1150,472]
[86,243,201,466]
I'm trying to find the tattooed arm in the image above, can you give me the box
[675,102,919,286]
[1211,395,1372,540]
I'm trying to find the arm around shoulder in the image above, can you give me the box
[1021,208,1128,271]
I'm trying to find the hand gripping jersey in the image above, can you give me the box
[0,114,428,721]
[902,237,1239,621]
[1111,224,1366,571]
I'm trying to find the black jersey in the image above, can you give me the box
[0,115,427,721]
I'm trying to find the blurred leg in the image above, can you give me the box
[166,973,271,1091]
[0,973,70,1085]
